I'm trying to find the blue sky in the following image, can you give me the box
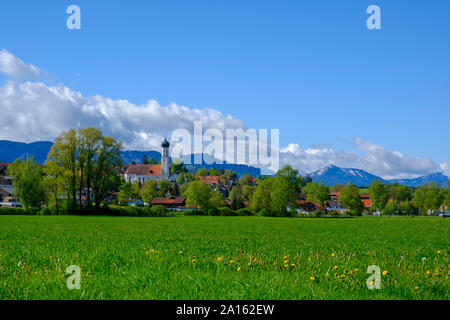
[0,0,449,178]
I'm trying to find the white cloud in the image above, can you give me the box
[280,138,446,179]
[0,49,40,79]
[0,80,244,151]
[0,50,447,179]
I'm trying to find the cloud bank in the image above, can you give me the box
[0,49,447,179]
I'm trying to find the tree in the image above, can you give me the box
[445,181,450,208]
[229,186,245,210]
[208,168,219,176]
[141,179,159,204]
[78,127,102,208]
[276,165,305,190]
[118,181,139,201]
[158,179,171,196]
[389,183,412,203]
[383,200,399,215]
[304,182,330,210]
[239,174,254,186]
[8,157,46,210]
[222,169,237,180]
[176,174,186,185]
[210,191,226,208]
[196,168,209,177]
[91,135,122,209]
[250,177,274,214]
[47,129,78,212]
[369,179,389,211]
[43,160,65,214]
[413,182,444,215]
[339,182,364,215]
[271,176,297,215]
[170,160,188,175]
[183,180,212,210]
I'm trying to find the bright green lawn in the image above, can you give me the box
[0,215,448,300]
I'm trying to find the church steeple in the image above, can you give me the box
[161,138,170,179]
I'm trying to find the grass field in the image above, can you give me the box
[0,215,448,300]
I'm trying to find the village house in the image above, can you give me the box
[151,196,195,211]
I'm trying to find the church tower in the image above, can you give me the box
[161,138,170,180]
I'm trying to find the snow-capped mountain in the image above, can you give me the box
[308,164,382,187]
[308,164,449,187]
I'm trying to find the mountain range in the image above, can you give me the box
[1,140,448,186]
[308,164,449,187]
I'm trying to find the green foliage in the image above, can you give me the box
[250,177,274,213]
[339,182,364,216]
[118,181,140,200]
[140,179,159,204]
[239,174,254,186]
[236,208,253,216]
[210,191,226,208]
[158,179,171,196]
[413,182,445,215]
[196,168,209,177]
[389,183,413,203]
[383,201,399,215]
[183,180,212,210]
[217,206,237,216]
[369,180,389,211]
[304,182,330,208]
[170,160,188,175]
[8,157,46,210]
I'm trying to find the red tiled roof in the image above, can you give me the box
[197,176,220,184]
[125,164,161,176]
[0,163,9,170]
[151,197,186,205]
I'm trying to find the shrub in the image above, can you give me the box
[258,208,274,217]
[237,208,253,216]
[150,205,172,217]
[312,210,325,217]
[207,207,219,216]
[218,207,237,216]
[0,206,27,215]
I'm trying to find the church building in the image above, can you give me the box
[123,138,173,184]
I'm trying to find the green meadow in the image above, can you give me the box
[0,215,448,300]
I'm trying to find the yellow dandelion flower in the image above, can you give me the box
[331,253,335,257]
[341,274,346,278]
[237,267,241,271]
[425,270,431,275]
[382,270,388,276]
[436,250,441,254]
[216,257,223,261]
[310,276,315,280]
[333,266,338,270]
[283,256,288,260]
[290,263,295,267]
[191,259,196,263]
[370,281,375,285]
[284,264,289,267]
[414,286,419,290]
[354,268,359,272]
[230,260,235,264]
[284,260,288,264]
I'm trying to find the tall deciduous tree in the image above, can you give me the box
[304,181,330,210]
[339,182,364,216]
[183,180,212,210]
[8,157,46,210]
[369,179,389,211]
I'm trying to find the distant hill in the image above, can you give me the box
[0,140,261,178]
[308,164,449,187]
[0,140,53,164]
